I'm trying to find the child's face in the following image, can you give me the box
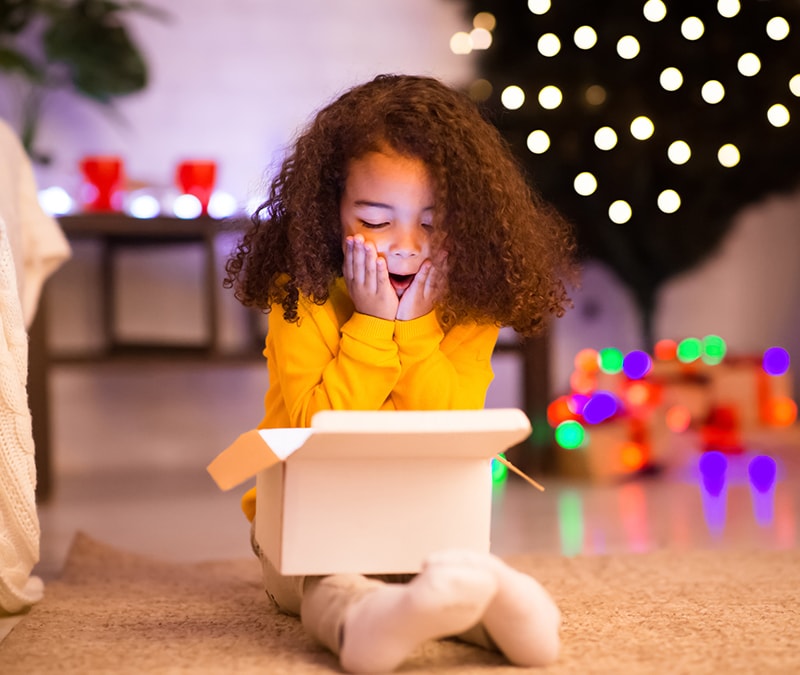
[340,149,435,297]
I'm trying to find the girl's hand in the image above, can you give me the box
[343,235,399,320]
[396,254,447,321]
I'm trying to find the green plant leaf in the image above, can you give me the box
[42,1,148,102]
[0,45,44,81]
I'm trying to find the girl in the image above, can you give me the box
[225,74,576,673]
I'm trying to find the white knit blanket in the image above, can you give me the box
[0,120,70,614]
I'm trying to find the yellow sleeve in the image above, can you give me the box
[391,312,499,410]
[268,302,403,427]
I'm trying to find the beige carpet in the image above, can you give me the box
[1,533,798,674]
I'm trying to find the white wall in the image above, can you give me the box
[10,0,800,402]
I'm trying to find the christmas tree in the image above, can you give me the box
[459,0,800,347]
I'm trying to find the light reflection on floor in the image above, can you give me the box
[490,435,798,559]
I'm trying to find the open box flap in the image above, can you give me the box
[208,409,532,489]
[207,427,312,490]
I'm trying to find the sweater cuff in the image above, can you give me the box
[344,312,396,342]
[394,310,443,344]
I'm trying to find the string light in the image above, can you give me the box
[585,85,607,106]
[643,0,667,23]
[574,25,597,49]
[528,0,550,16]
[501,85,525,110]
[617,36,640,59]
[657,189,681,213]
[717,0,740,19]
[737,53,761,77]
[574,172,598,196]
[630,116,654,140]
[473,11,496,31]
[470,27,493,50]
[594,126,618,150]
[527,129,550,154]
[718,144,740,168]
[538,85,563,109]
[450,32,472,54]
[538,33,561,57]
[681,17,705,41]
[702,80,725,104]
[609,200,632,224]
[791,74,800,96]
[660,67,683,91]
[667,140,691,165]
[766,17,790,41]
[767,104,790,127]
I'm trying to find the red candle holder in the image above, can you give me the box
[176,160,217,214]
[79,155,125,211]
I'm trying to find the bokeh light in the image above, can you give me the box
[677,337,702,362]
[657,189,681,213]
[128,194,160,219]
[594,126,618,150]
[609,200,632,224]
[763,346,791,375]
[492,453,508,483]
[528,0,551,15]
[574,348,600,373]
[643,0,667,22]
[668,140,691,164]
[450,31,472,54]
[538,33,561,57]
[547,395,574,427]
[681,17,705,40]
[748,455,777,494]
[470,27,493,50]
[38,186,74,216]
[501,85,525,110]
[766,16,790,41]
[473,11,496,30]
[598,347,624,373]
[630,116,655,140]
[620,442,647,471]
[527,129,551,154]
[699,451,727,498]
[555,420,586,449]
[653,339,677,360]
[538,85,563,109]
[574,172,598,196]
[718,144,741,168]
[767,103,790,127]
[701,80,725,104]
[574,25,597,49]
[623,350,653,379]
[173,193,203,219]
[666,405,692,432]
[702,334,727,365]
[660,67,683,91]
[617,36,640,59]
[737,53,761,77]
[717,0,740,19]
[625,381,653,407]
[582,391,619,424]
[791,74,800,97]
[765,396,797,426]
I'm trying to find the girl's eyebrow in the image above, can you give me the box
[354,200,434,211]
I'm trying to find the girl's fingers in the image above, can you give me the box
[364,241,378,292]
[344,237,355,280]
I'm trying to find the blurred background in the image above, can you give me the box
[2,0,798,569]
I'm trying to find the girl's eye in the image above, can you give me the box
[421,222,434,231]
[361,220,389,229]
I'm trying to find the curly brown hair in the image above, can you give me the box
[224,74,577,336]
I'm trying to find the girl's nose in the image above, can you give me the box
[391,227,422,257]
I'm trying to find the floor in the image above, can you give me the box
[2,357,796,643]
[31,359,799,583]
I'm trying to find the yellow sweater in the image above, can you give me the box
[241,277,500,520]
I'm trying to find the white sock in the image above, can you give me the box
[339,554,498,673]
[480,553,561,667]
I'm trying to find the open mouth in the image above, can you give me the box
[389,273,415,295]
